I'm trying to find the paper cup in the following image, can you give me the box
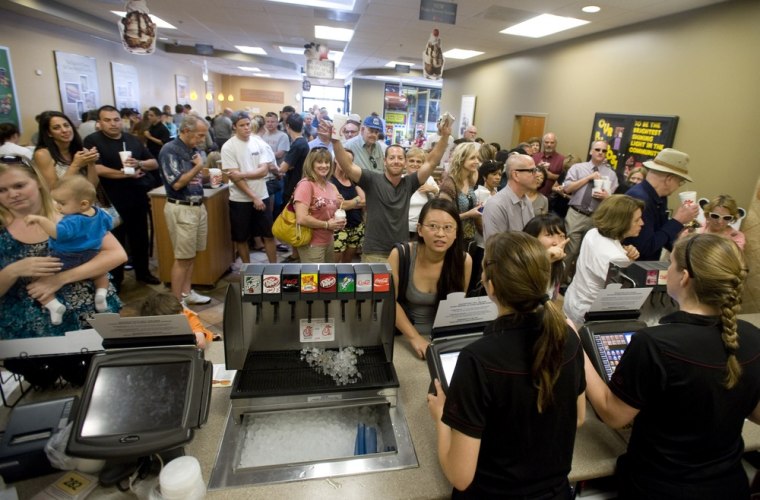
[118,150,132,166]
[122,166,135,176]
[602,178,612,193]
[593,179,603,189]
[679,191,697,206]
[332,113,348,140]
[334,209,346,221]
[209,168,222,188]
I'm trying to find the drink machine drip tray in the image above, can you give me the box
[208,399,417,489]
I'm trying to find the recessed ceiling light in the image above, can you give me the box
[111,11,176,29]
[235,46,267,55]
[265,0,356,11]
[238,66,261,72]
[582,5,601,13]
[248,73,272,78]
[500,14,589,38]
[442,49,484,60]
[315,25,354,42]
[279,45,305,55]
[385,61,414,68]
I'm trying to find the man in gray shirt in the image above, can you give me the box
[329,118,451,262]
[482,153,537,241]
[211,107,233,150]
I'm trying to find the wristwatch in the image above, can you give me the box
[137,160,143,169]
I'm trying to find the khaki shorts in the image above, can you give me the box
[164,202,208,259]
[297,244,334,263]
[361,252,390,263]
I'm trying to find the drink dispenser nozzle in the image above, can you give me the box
[355,264,373,321]
[262,264,283,322]
[370,264,392,322]
[336,264,356,322]
[300,265,319,323]
[241,263,265,322]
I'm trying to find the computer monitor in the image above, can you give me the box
[579,320,647,383]
[67,347,212,459]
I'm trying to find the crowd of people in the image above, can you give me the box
[0,102,757,498]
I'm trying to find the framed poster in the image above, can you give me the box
[588,112,679,177]
[0,46,21,130]
[175,75,189,105]
[458,95,475,138]
[111,62,140,112]
[205,81,215,116]
[54,51,100,126]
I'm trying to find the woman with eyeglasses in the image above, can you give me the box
[584,233,760,499]
[563,195,644,328]
[696,194,745,250]
[0,157,126,338]
[427,231,585,499]
[293,147,345,263]
[389,198,471,359]
[439,142,483,254]
[33,111,100,189]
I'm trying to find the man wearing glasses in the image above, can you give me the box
[624,148,698,260]
[343,115,385,173]
[482,153,537,241]
[561,140,618,279]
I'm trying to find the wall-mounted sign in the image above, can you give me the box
[419,0,457,25]
[306,59,334,80]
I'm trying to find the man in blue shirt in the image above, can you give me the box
[624,148,699,260]
[159,115,210,305]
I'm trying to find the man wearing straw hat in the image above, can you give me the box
[85,104,160,289]
[624,148,699,261]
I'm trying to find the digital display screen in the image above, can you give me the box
[440,352,460,386]
[594,332,634,381]
[81,362,190,437]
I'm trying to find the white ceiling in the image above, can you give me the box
[4,0,729,86]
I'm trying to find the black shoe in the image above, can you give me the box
[276,244,289,252]
[137,273,161,285]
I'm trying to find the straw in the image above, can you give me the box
[122,142,126,151]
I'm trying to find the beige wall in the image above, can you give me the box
[221,75,301,116]
[348,78,386,119]
[441,0,760,209]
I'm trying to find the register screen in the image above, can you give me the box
[440,352,460,387]
[594,332,634,381]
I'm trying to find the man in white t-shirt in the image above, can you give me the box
[221,112,277,263]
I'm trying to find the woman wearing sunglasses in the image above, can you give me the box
[0,156,126,338]
[697,194,745,250]
[584,233,760,499]
[389,198,471,359]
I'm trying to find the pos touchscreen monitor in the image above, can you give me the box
[67,347,212,459]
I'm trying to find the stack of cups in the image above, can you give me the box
[679,190,697,207]
[157,456,206,500]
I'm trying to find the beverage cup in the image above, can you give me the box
[602,178,612,193]
[593,179,603,194]
[221,170,229,184]
[209,168,222,188]
[679,190,697,206]
[332,113,348,140]
[334,209,346,221]
[118,150,132,166]
[122,166,135,176]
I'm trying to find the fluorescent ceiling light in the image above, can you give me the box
[442,49,484,60]
[265,0,356,11]
[385,61,414,68]
[500,14,589,38]
[582,5,601,13]
[248,73,272,78]
[111,11,176,29]
[279,45,305,55]
[238,66,261,72]
[315,25,354,42]
[235,45,267,55]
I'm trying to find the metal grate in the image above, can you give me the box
[232,346,397,398]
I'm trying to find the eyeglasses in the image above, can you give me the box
[421,223,456,234]
[592,148,607,153]
[513,167,539,174]
[708,212,734,222]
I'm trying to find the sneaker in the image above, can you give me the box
[182,289,211,305]
[276,244,289,252]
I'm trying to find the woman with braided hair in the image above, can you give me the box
[584,233,760,499]
[427,232,585,499]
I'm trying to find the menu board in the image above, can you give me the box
[588,112,679,178]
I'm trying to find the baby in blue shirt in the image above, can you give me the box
[25,176,113,324]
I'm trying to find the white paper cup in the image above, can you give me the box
[602,178,612,193]
[679,190,697,206]
[332,113,348,140]
[118,150,132,166]
[593,179,603,189]
[209,168,222,188]
[122,166,135,176]
[159,456,205,500]
[334,209,346,221]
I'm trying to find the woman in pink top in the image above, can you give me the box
[698,195,745,250]
[294,148,346,263]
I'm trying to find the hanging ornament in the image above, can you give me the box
[422,28,444,80]
[118,0,157,55]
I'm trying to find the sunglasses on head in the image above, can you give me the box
[708,212,734,222]
[1,155,33,169]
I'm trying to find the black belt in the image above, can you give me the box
[570,205,592,216]
[167,198,202,207]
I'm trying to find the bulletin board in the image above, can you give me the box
[0,46,21,130]
[54,51,100,126]
[588,112,679,175]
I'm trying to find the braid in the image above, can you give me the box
[720,272,746,389]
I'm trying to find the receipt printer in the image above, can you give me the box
[0,396,77,483]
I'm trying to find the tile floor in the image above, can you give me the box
[119,249,279,339]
